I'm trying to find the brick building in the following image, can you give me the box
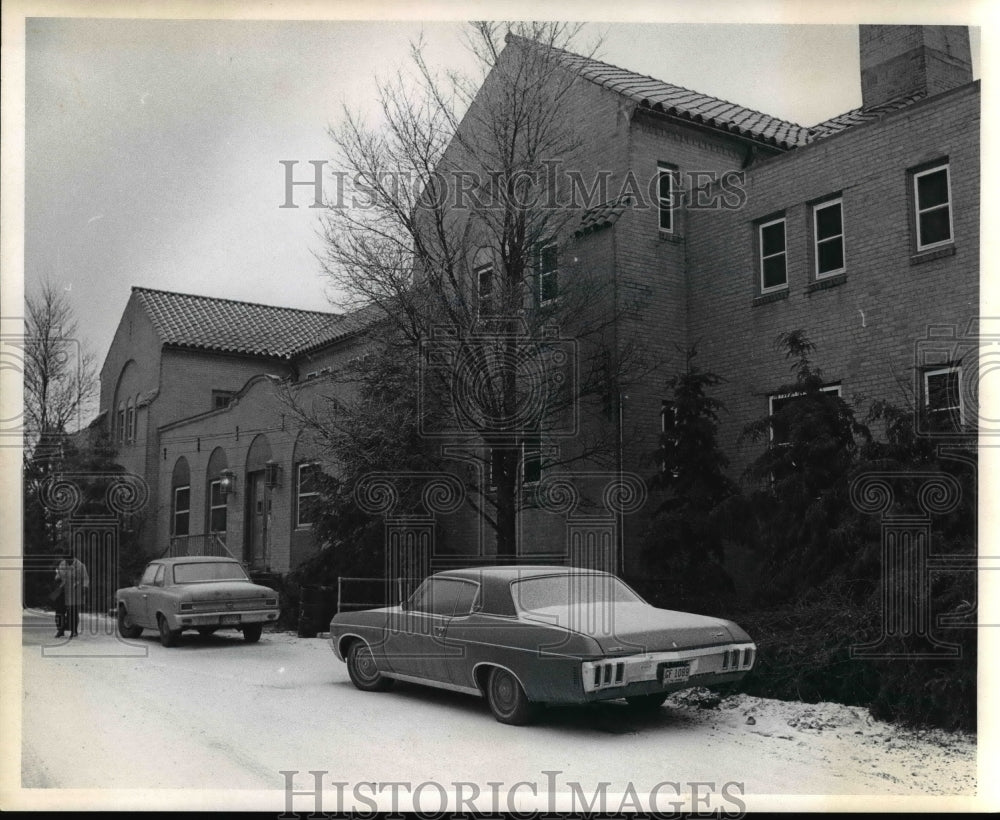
[93,25,978,582]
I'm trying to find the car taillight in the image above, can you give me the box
[583,660,626,691]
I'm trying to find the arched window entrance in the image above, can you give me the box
[244,435,273,569]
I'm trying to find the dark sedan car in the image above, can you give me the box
[329,566,756,724]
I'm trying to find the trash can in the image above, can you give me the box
[297,585,334,638]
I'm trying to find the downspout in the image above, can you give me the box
[613,182,624,579]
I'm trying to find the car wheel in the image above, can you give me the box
[157,614,180,647]
[625,692,669,711]
[242,623,263,643]
[486,667,537,725]
[346,641,394,692]
[116,606,143,639]
[197,627,218,637]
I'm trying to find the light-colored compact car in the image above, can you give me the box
[329,565,757,724]
[116,557,279,646]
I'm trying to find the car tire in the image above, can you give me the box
[242,623,263,643]
[625,692,669,711]
[486,667,538,726]
[117,606,143,639]
[346,641,394,692]
[157,614,180,647]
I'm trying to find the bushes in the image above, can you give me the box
[730,581,976,731]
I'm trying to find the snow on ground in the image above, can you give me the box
[663,687,976,795]
[268,626,978,796]
[16,612,977,802]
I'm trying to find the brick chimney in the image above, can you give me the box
[859,25,972,110]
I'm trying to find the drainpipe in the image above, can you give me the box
[617,390,626,576]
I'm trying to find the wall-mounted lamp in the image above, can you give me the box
[219,468,236,496]
[264,460,282,489]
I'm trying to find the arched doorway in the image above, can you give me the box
[244,435,272,569]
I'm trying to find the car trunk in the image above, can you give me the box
[521,602,737,654]
[179,581,271,603]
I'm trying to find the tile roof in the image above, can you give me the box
[575,196,634,236]
[507,34,812,150]
[808,91,927,139]
[133,287,363,360]
[506,35,932,151]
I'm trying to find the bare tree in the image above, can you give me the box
[23,282,99,462]
[289,22,650,559]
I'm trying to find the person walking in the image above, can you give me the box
[49,566,67,637]
[56,550,89,637]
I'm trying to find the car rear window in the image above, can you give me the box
[172,562,250,584]
[511,574,644,613]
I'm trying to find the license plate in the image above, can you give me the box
[220,614,240,625]
[658,662,690,684]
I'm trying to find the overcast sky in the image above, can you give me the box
[24,16,982,379]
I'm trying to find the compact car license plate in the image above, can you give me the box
[658,662,690,684]
[220,614,240,625]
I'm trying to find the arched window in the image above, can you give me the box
[171,457,191,537]
[126,398,135,443]
[205,448,229,534]
[112,360,138,446]
[117,402,126,444]
[244,435,274,568]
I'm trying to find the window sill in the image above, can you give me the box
[807,273,847,293]
[752,289,789,307]
[658,232,684,244]
[911,245,956,265]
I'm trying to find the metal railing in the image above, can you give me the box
[335,576,426,614]
[167,532,237,561]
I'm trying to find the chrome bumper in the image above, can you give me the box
[170,609,279,629]
[582,642,756,693]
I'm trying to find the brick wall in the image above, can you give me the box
[612,112,772,576]
[686,83,980,482]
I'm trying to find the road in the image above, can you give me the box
[17,609,976,809]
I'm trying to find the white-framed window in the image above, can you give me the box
[476,264,494,317]
[173,485,190,536]
[768,384,842,444]
[813,198,845,277]
[913,163,953,251]
[657,162,677,234]
[758,217,787,292]
[296,462,320,528]
[924,366,963,430]
[208,479,227,533]
[538,242,558,304]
